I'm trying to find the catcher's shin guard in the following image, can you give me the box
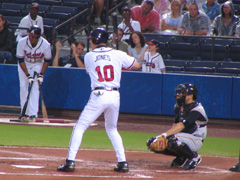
[167,136,197,160]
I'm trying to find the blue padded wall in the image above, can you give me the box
[161,74,233,119]
[0,64,239,120]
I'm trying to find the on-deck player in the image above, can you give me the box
[57,28,141,172]
[17,25,52,122]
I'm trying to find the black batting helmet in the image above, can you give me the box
[28,25,41,38]
[89,28,108,44]
[175,83,198,100]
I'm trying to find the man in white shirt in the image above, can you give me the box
[118,6,141,42]
[15,2,44,42]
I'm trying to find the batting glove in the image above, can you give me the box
[37,73,44,84]
[27,74,34,84]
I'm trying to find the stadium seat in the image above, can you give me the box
[4,16,22,28]
[13,0,35,4]
[0,9,21,16]
[43,17,60,27]
[188,60,220,69]
[50,5,78,15]
[216,67,240,76]
[164,59,187,73]
[1,3,26,11]
[45,12,72,21]
[185,66,214,74]
[220,61,240,69]
[38,0,61,6]
[200,38,232,61]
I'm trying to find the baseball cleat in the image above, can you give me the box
[229,162,240,172]
[114,162,129,172]
[183,155,202,170]
[171,156,187,167]
[57,160,75,172]
[19,115,29,122]
[27,115,36,122]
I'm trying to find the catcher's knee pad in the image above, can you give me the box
[167,135,178,150]
[167,136,196,159]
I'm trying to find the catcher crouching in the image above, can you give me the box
[147,83,208,170]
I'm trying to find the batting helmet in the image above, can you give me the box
[28,25,41,38]
[89,28,108,44]
[175,83,198,100]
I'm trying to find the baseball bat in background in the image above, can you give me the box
[38,79,48,119]
[21,72,37,117]
[111,12,118,50]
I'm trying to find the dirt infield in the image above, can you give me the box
[0,146,239,180]
[0,112,240,179]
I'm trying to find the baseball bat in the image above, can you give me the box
[21,72,37,117]
[111,12,118,50]
[38,79,48,119]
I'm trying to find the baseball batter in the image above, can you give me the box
[57,28,141,172]
[17,25,52,122]
[147,83,208,170]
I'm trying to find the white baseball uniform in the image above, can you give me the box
[142,52,166,73]
[17,36,52,117]
[67,46,136,162]
[15,14,44,42]
[118,19,141,41]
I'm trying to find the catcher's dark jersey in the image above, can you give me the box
[174,102,208,139]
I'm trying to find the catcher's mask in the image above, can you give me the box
[174,83,198,106]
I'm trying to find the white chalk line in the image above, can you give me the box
[0,146,236,179]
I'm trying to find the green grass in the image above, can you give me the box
[0,124,239,157]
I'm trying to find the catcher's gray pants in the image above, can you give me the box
[175,132,203,152]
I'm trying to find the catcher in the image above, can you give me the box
[147,83,208,170]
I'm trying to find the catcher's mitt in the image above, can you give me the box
[146,135,168,152]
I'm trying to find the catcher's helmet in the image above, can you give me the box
[28,25,41,38]
[89,28,108,44]
[175,83,198,100]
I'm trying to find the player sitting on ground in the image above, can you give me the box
[147,83,208,170]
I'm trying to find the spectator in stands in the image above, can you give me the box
[108,28,129,53]
[153,0,170,16]
[15,2,44,42]
[202,0,220,23]
[131,0,160,33]
[140,39,166,73]
[211,1,239,37]
[178,2,211,36]
[128,31,148,66]
[160,0,183,35]
[0,14,15,64]
[93,0,105,25]
[186,0,205,11]
[52,40,85,68]
[118,6,141,43]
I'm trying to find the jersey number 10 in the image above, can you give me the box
[95,65,114,82]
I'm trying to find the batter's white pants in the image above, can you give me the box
[18,63,42,117]
[67,90,126,163]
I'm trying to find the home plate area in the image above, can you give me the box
[0,146,239,180]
